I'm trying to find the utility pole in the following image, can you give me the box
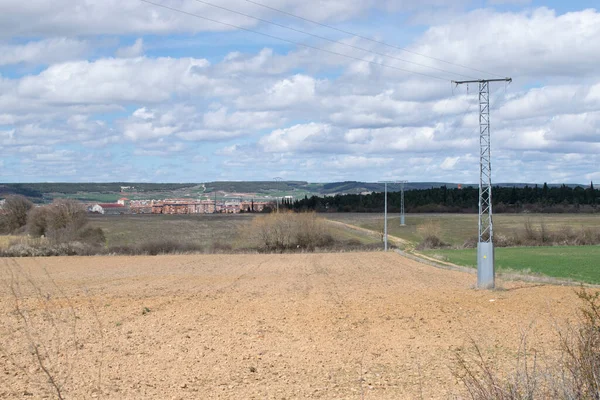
[273,177,283,213]
[398,180,408,226]
[378,181,403,251]
[384,182,388,251]
[452,77,512,289]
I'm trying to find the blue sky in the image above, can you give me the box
[0,0,599,184]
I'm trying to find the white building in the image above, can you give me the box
[89,204,104,214]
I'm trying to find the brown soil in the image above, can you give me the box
[0,253,582,399]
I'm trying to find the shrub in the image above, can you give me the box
[1,195,33,233]
[26,200,105,246]
[106,244,139,255]
[416,220,443,240]
[462,221,600,249]
[136,240,204,255]
[416,235,449,250]
[462,236,478,249]
[45,199,88,243]
[78,226,106,246]
[557,288,600,397]
[210,242,233,253]
[247,212,336,252]
[26,205,50,237]
[1,241,99,257]
[346,238,363,247]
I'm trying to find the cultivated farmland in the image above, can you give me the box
[0,253,582,399]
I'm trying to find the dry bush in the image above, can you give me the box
[1,242,100,257]
[136,240,204,255]
[416,220,443,239]
[455,288,600,399]
[0,259,103,398]
[556,288,600,398]
[1,195,33,234]
[470,221,600,249]
[23,200,105,252]
[416,235,449,250]
[106,240,205,256]
[463,236,478,249]
[415,220,449,250]
[26,206,50,237]
[44,200,88,244]
[245,212,334,252]
[577,228,600,246]
[454,336,541,400]
[509,220,600,247]
[210,241,233,253]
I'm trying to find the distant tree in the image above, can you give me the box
[26,206,50,237]
[0,195,33,233]
[27,199,94,243]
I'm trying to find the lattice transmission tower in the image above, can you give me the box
[452,78,512,289]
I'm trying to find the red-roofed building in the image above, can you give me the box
[90,203,127,215]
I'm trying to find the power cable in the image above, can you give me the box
[188,0,476,80]
[140,0,450,82]
[245,0,505,79]
[435,86,506,161]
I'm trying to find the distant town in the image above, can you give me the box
[88,198,278,215]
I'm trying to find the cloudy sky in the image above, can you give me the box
[1,0,599,184]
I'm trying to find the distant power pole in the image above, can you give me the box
[384,182,388,251]
[398,180,408,226]
[273,177,283,213]
[378,180,404,251]
[452,77,512,289]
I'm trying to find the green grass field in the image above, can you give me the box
[422,246,600,284]
[325,213,600,284]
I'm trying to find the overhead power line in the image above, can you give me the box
[189,0,476,80]
[245,0,505,79]
[140,0,449,82]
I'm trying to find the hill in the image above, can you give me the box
[0,181,592,204]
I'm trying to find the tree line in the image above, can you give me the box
[283,183,599,213]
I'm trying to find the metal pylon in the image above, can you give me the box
[452,77,511,289]
[478,81,492,245]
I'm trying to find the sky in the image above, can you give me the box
[0,0,599,184]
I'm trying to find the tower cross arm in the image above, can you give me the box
[452,78,512,85]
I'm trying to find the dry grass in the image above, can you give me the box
[0,236,21,250]
[0,235,49,249]
[415,221,449,250]
[416,220,443,239]
[454,287,600,399]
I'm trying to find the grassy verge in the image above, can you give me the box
[325,213,600,246]
[422,245,600,284]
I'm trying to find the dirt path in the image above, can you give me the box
[0,254,580,399]
[326,219,410,247]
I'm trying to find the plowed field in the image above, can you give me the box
[0,253,581,399]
